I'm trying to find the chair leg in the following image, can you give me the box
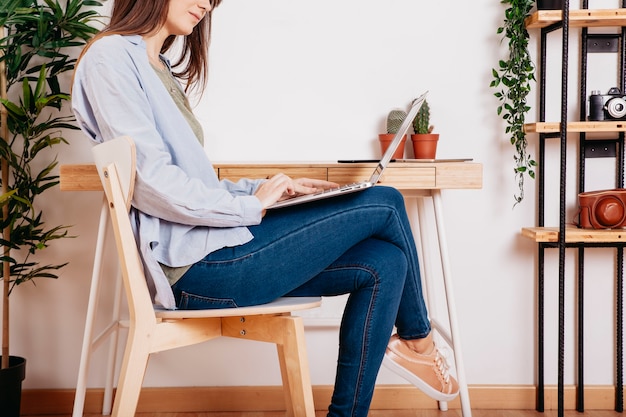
[277,343,296,417]
[102,269,124,415]
[275,316,315,417]
[111,329,151,417]
[222,314,316,417]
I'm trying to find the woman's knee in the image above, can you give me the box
[362,186,406,209]
[375,239,408,282]
[367,185,402,198]
[348,239,408,291]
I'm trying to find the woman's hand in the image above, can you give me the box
[254,173,340,210]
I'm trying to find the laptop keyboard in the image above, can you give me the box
[306,183,359,197]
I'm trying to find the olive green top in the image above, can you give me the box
[152,63,204,287]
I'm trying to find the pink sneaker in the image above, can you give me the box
[383,334,459,402]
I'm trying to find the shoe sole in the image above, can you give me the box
[382,353,459,402]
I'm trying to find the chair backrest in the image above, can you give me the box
[92,136,155,321]
[92,136,136,210]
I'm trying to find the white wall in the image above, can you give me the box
[4,0,625,391]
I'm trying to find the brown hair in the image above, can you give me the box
[80,0,223,93]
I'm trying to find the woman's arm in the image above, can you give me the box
[72,37,264,227]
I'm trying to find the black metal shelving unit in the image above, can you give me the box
[526,2,626,416]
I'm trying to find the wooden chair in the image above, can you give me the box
[73,136,321,416]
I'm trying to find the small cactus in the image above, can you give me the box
[386,109,407,134]
[412,99,434,134]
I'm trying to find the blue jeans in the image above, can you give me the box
[171,186,431,417]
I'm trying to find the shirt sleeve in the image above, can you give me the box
[72,39,264,227]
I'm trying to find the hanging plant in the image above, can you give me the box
[491,0,537,205]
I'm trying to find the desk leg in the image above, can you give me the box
[414,197,448,413]
[72,198,125,417]
[72,199,109,417]
[407,191,472,416]
[431,190,472,417]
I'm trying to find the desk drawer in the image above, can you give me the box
[328,167,436,189]
[218,167,327,182]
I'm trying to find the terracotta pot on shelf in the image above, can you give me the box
[378,133,407,159]
[410,133,439,159]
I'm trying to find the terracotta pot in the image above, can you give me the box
[411,133,439,159]
[378,133,407,159]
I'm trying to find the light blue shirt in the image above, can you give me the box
[72,34,265,309]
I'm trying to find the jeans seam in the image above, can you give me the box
[196,252,253,265]
[355,272,378,417]
[327,263,380,417]
[178,291,238,309]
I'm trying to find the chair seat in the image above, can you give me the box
[154,296,322,319]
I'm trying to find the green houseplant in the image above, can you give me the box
[379,109,407,159]
[491,0,537,205]
[0,0,103,414]
[411,99,438,159]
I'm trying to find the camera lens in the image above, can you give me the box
[595,195,626,228]
[607,97,626,119]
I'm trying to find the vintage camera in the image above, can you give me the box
[589,87,626,121]
[577,189,626,229]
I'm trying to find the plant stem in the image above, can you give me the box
[491,0,537,205]
[1,24,10,369]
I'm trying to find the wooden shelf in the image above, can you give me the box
[526,8,626,29]
[522,224,626,243]
[524,120,626,133]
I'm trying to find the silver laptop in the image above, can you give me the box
[268,91,427,209]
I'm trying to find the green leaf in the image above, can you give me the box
[21,77,33,113]
[33,65,47,101]
[0,0,105,297]
[0,98,26,119]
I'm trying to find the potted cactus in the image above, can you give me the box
[378,109,407,159]
[411,99,439,159]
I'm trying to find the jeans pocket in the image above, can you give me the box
[177,291,238,310]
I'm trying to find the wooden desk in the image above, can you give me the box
[60,161,482,192]
[60,160,482,416]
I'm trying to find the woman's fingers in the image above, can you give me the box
[254,174,294,207]
[255,175,342,209]
[294,178,340,192]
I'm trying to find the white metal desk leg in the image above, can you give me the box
[72,199,109,417]
[432,190,471,417]
[413,197,437,318]
[413,196,448,412]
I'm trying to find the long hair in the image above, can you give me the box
[79,0,222,93]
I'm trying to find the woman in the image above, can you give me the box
[71,1,459,416]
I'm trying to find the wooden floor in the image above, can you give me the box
[23,411,626,417]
